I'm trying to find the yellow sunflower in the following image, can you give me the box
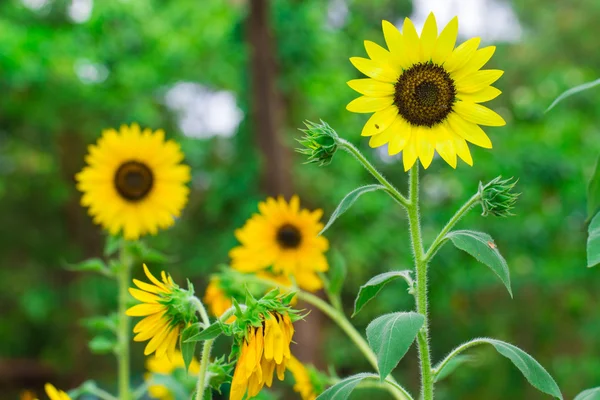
[229,196,329,292]
[204,277,236,323]
[230,312,295,400]
[37,384,71,400]
[145,351,200,400]
[126,264,185,360]
[347,13,505,170]
[288,356,317,400]
[76,123,191,240]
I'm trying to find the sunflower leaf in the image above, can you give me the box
[104,235,123,257]
[181,323,201,372]
[320,184,386,235]
[434,355,475,382]
[327,251,347,296]
[353,271,413,317]
[587,156,600,220]
[65,258,112,277]
[587,212,600,268]
[546,77,600,112]
[446,230,512,297]
[316,373,378,400]
[185,322,223,343]
[574,387,600,400]
[88,335,116,354]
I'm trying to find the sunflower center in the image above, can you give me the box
[114,161,154,202]
[394,63,456,127]
[276,224,302,249]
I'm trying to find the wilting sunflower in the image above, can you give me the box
[229,196,329,292]
[230,312,295,400]
[145,351,200,400]
[347,13,505,170]
[288,356,317,400]
[38,384,71,400]
[126,264,190,360]
[76,123,191,240]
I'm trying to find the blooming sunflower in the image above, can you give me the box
[126,264,190,360]
[76,123,191,240]
[145,351,200,400]
[230,312,295,400]
[347,13,505,170]
[288,356,317,400]
[229,196,329,292]
[37,384,71,400]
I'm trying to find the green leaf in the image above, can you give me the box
[546,77,600,112]
[587,212,600,268]
[481,339,563,399]
[574,388,600,400]
[366,312,424,380]
[104,235,123,257]
[81,315,117,333]
[353,271,413,317]
[446,230,512,297]
[320,185,386,235]
[327,251,347,296]
[434,355,474,382]
[180,323,201,372]
[185,322,223,343]
[128,241,171,264]
[316,373,377,400]
[65,258,111,277]
[588,156,600,219]
[88,336,116,354]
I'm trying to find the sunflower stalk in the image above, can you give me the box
[117,242,133,400]
[190,296,213,400]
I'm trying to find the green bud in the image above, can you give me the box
[296,120,339,166]
[478,176,520,217]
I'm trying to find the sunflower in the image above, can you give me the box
[347,13,505,170]
[38,384,71,400]
[229,196,329,292]
[76,123,191,240]
[145,351,200,400]
[288,356,317,400]
[126,264,188,360]
[204,278,236,323]
[230,312,295,400]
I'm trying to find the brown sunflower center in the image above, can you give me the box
[394,63,456,127]
[114,161,154,201]
[276,224,302,249]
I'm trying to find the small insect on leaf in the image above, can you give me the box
[487,241,497,249]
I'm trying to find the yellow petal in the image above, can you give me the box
[364,40,400,72]
[402,134,418,171]
[143,264,168,291]
[262,358,276,387]
[134,278,167,294]
[453,101,506,126]
[402,17,422,63]
[144,324,171,355]
[126,303,165,317]
[129,288,159,303]
[387,118,412,155]
[361,106,399,136]
[133,312,165,333]
[447,113,493,148]
[453,46,496,80]
[381,20,411,68]
[346,96,394,113]
[420,13,438,61]
[347,79,395,97]
[435,124,457,168]
[456,86,501,103]
[230,362,249,400]
[416,127,435,169]
[432,17,458,64]
[450,131,473,166]
[349,57,398,82]
[455,70,503,93]
[444,37,480,72]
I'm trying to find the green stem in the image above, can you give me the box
[432,338,488,378]
[424,192,480,262]
[117,245,133,400]
[407,165,434,400]
[190,297,213,400]
[338,138,409,208]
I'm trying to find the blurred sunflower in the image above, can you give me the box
[204,277,236,323]
[126,264,190,360]
[230,312,295,400]
[347,13,505,170]
[39,384,70,400]
[145,351,200,400]
[229,196,329,292]
[288,356,317,400]
[76,123,191,240]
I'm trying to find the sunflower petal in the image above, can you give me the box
[126,303,165,317]
[402,17,422,63]
[435,124,457,168]
[450,131,473,166]
[444,37,481,72]
[416,127,435,169]
[364,40,401,72]
[420,13,438,61]
[454,101,506,126]
[346,96,394,113]
[402,134,419,171]
[347,79,395,97]
[143,264,168,291]
[381,20,411,68]
[129,287,159,303]
[456,70,503,93]
[457,86,501,103]
[349,57,398,82]
[361,106,399,136]
[447,113,493,148]
[387,118,412,155]
[432,17,458,64]
[453,46,496,79]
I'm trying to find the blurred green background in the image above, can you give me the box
[1,0,600,399]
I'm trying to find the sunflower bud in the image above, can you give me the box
[478,176,519,217]
[296,120,339,166]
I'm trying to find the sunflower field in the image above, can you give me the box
[2,1,600,400]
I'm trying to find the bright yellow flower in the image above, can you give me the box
[229,196,329,292]
[37,384,71,400]
[76,123,191,240]
[126,264,184,360]
[204,278,236,323]
[230,312,295,400]
[288,356,317,400]
[347,13,505,170]
[145,351,200,400]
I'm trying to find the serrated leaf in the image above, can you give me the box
[546,77,600,112]
[185,322,223,343]
[353,271,413,317]
[588,157,600,220]
[328,251,347,295]
[446,230,512,297]
[481,339,562,399]
[65,258,111,276]
[587,212,600,268]
[316,373,377,400]
[434,355,474,382]
[574,387,600,400]
[320,185,386,235]
[88,336,116,354]
[366,312,424,380]
[104,235,122,257]
[180,323,201,372]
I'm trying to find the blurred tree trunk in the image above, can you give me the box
[246,0,324,367]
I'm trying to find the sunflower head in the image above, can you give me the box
[40,384,71,400]
[145,351,200,400]
[76,123,191,240]
[297,120,339,166]
[347,13,506,170]
[478,176,519,217]
[126,264,196,360]
[229,195,329,292]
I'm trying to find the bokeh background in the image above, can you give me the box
[2,0,600,398]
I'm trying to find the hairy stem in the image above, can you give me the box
[407,165,434,400]
[432,338,489,378]
[117,245,132,400]
[191,297,213,400]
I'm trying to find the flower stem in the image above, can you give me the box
[190,296,214,400]
[117,245,133,400]
[407,165,434,400]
